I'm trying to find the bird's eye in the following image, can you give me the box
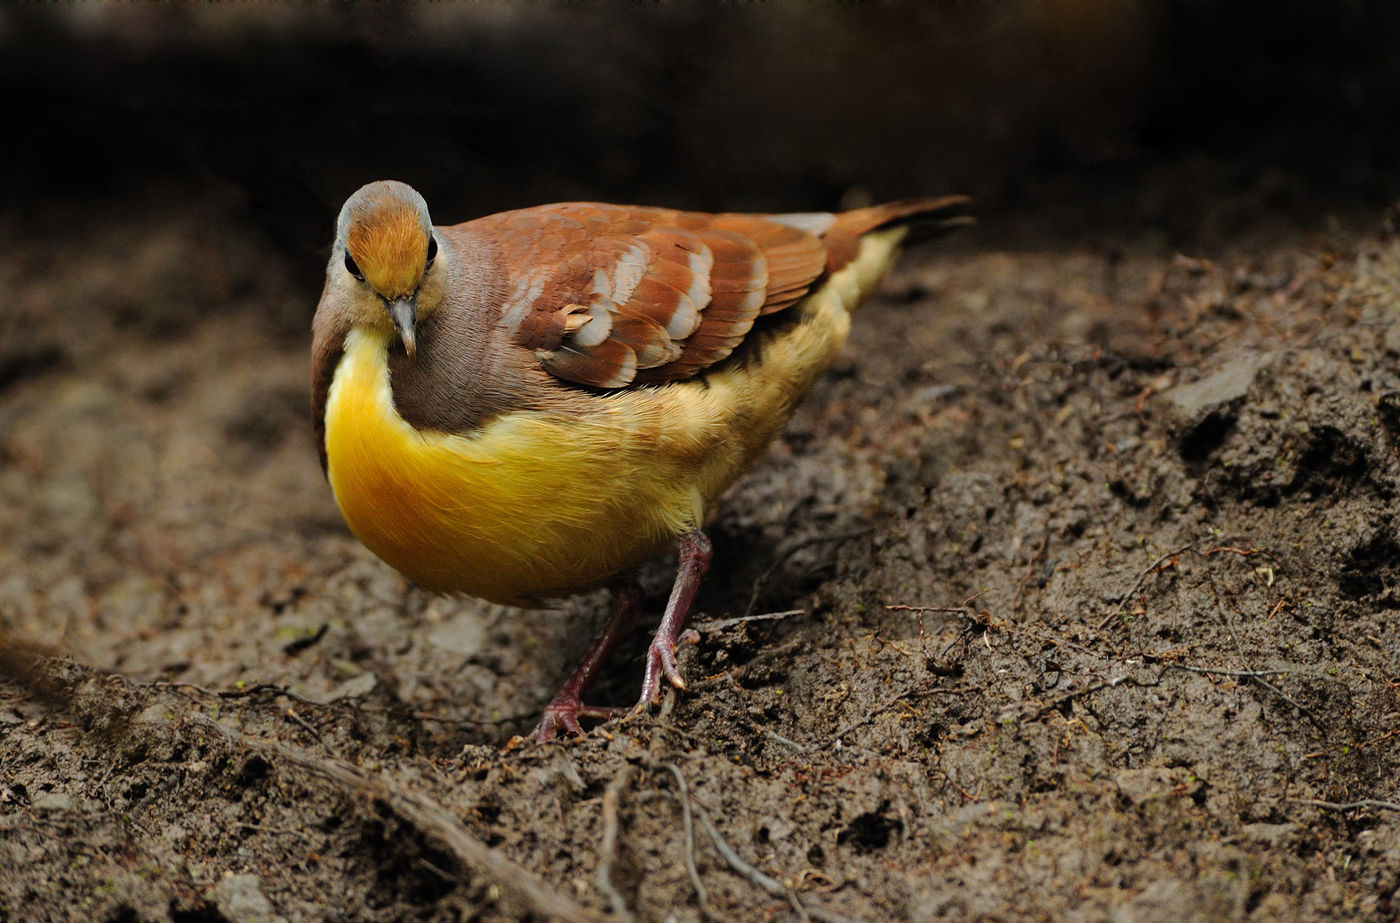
[425,235,438,270]
[344,251,365,282]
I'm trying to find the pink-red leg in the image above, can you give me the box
[635,530,712,710]
[530,529,713,741]
[530,582,643,741]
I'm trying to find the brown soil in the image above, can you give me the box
[4,6,1400,923]
[5,174,1399,921]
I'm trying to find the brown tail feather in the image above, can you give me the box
[823,195,973,274]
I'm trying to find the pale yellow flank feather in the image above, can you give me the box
[323,227,906,605]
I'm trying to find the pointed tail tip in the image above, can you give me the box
[822,195,974,274]
[837,194,975,237]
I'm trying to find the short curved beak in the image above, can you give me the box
[388,295,417,359]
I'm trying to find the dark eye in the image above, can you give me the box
[425,235,438,269]
[344,251,365,282]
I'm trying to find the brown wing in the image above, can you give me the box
[471,203,829,389]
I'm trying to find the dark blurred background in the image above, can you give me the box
[2,1,1398,292]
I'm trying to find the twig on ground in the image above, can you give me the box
[1359,729,1400,749]
[597,765,637,922]
[1015,625,1115,659]
[693,811,784,898]
[694,808,855,923]
[831,685,979,741]
[929,590,996,660]
[690,636,807,688]
[760,727,807,753]
[654,762,724,922]
[1003,673,1157,723]
[1096,541,1286,632]
[1289,798,1400,813]
[1096,544,1192,630]
[1232,672,1305,697]
[889,588,990,619]
[1169,665,1292,678]
[153,680,331,708]
[1206,573,1320,730]
[209,717,602,921]
[281,622,329,655]
[692,610,806,632]
[886,590,998,667]
[283,707,337,758]
[268,737,604,922]
[235,822,314,838]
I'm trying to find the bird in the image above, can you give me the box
[311,181,970,740]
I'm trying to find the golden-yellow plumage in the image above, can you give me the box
[323,227,903,606]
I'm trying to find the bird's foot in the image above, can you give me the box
[530,692,626,742]
[634,628,701,710]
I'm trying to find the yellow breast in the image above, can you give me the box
[322,228,903,605]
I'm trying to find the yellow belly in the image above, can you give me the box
[322,228,903,604]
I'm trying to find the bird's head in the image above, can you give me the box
[331,180,443,359]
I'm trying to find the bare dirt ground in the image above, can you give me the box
[3,160,1399,921]
[4,5,1400,920]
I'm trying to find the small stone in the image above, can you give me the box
[133,704,174,726]
[426,611,488,655]
[327,672,377,701]
[1240,822,1299,849]
[1113,767,1200,805]
[211,872,275,923]
[1162,355,1270,421]
[31,792,76,812]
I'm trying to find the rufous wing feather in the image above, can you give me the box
[478,196,970,390]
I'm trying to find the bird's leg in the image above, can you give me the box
[531,529,712,740]
[636,529,712,710]
[531,582,643,741]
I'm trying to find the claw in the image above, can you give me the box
[531,693,585,742]
[636,639,681,710]
[531,691,626,742]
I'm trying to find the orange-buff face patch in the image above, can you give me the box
[346,195,429,299]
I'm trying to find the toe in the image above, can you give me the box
[531,696,628,741]
[531,696,585,742]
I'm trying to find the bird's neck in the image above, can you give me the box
[381,303,534,435]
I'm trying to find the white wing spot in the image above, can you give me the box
[685,245,714,312]
[572,309,613,347]
[589,242,650,310]
[610,242,649,305]
[500,272,548,329]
